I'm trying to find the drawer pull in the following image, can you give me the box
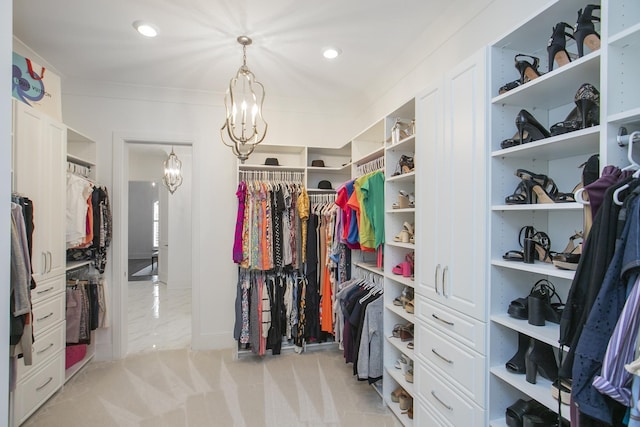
[432,313,454,326]
[36,286,55,295]
[36,376,53,391]
[431,390,453,411]
[36,343,54,355]
[37,312,54,322]
[432,348,453,364]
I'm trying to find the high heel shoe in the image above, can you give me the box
[574,82,600,128]
[506,332,530,374]
[550,83,600,135]
[515,54,542,84]
[505,179,534,205]
[574,5,601,58]
[547,22,574,72]
[552,231,583,270]
[500,110,550,149]
[525,338,558,384]
[516,109,550,143]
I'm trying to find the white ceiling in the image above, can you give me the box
[13,0,462,111]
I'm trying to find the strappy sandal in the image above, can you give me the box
[502,226,535,262]
[391,386,405,403]
[553,231,583,270]
[393,221,414,243]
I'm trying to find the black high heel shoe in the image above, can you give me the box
[574,82,600,128]
[500,110,550,149]
[498,55,542,95]
[575,5,601,58]
[525,338,558,384]
[506,332,530,374]
[550,82,600,135]
[547,22,574,72]
[515,54,542,84]
[516,110,550,143]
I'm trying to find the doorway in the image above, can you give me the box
[113,136,196,358]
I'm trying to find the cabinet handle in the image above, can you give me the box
[36,286,55,295]
[432,348,453,364]
[36,342,54,355]
[37,312,54,322]
[442,265,449,297]
[431,390,453,411]
[432,313,454,326]
[36,376,53,391]
[434,264,441,294]
[41,252,47,275]
[47,251,52,273]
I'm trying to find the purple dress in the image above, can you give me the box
[233,182,247,263]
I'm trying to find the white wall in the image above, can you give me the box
[166,145,192,290]
[7,0,548,360]
[127,181,158,259]
[2,1,12,424]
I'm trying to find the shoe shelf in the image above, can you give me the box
[491,314,562,350]
[490,367,570,423]
[386,398,414,427]
[386,241,414,250]
[386,302,415,324]
[488,0,604,423]
[490,259,576,281]
[387,335,415,361]
[491,202,583,212]
[491,51,600,110]
[386,171,415,184]
[491,126,600,160]
[386,366,415,396]
[386,274,415,289]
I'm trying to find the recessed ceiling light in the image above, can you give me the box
[323,47,341,59]
[133,20,158,38]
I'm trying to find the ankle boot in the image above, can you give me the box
[525,339,558,384]
[506,332,530,374]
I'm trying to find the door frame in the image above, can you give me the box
[112,132,199,359]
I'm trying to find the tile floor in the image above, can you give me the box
[127,279,191,354]
[21,279,401,426]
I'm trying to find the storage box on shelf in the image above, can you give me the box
[488,0,607,424]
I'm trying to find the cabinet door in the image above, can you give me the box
[440,49,488,321]
[416,83,444,299]
[14,102,66,280]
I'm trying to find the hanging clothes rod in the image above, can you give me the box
[239,170,304,183]
[356,155,384,177]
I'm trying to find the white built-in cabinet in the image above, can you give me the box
[414,48,488,426]
[11,100,98,425]
[13,101,66,281]
[11,100,66,426]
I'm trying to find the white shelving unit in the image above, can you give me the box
[487,0,640,424]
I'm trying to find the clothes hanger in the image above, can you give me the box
[613,130,640,205]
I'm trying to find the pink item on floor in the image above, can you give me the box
[65,344,87,370]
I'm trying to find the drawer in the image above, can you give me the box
[30,275,64,305]
[32,293,65,334]
[416,362,486,426]
[14,351,64,424]
[17,323,65,380]
[416,296,486,354]
[416,323,486,406]
[415,395,452,427]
